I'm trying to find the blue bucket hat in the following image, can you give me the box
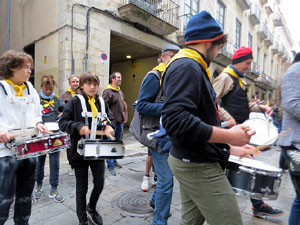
[184,10,224,45]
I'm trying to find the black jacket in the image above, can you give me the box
[162,54,230,163]
[59,93,115,167]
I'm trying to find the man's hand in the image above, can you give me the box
[227,124,256,146]
[79,126,90,136]
[230,144,261,158]
[0,130,13,143]
[260,105,273,116]
[37,123,47,134]
[105,125,115,139]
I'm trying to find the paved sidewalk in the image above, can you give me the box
[6,129,294,225]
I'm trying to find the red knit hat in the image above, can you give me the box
[232,46,253,64]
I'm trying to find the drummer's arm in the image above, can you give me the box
[0,129,13,143]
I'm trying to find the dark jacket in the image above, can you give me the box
[40,95,65,123]
[59,93,115,167]
[220,76,250,124]
[162,55,230,163]
[102,88,125,125]
[136,71,163,116]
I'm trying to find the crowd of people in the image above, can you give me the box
[0,10,299,225]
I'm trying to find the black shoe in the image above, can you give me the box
[115,160,122,168]
[87,207,103,225]
[252,204,284,218]
[78,221,88,225]
[149,201,172,217]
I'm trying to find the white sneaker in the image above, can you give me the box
[69,169,74,176]
[141,175,150,192]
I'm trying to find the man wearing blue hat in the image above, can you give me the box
[134,44,180,225]
[162,11,260,225]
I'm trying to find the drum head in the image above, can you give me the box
[45,122,60,132]
[229,155,281,172]
[243,113,278,146]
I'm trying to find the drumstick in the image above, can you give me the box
[255,129,291,151]
[12,130,38,138]
[95,130,116,140]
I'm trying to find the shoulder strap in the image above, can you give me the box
[98,96,106,118]
[0,80,13,96]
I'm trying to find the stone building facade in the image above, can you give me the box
[0,0,293,122]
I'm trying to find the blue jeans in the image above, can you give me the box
[150,148,173,225]
[36,151,60,191]
[289,194,300,225]
[0,156,36,225]
[106,124,123,168]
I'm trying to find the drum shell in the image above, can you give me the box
[226,167,282,200]
[78,140,125,160]
[12,132,70,160]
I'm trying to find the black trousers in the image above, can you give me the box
[74,160,105,223]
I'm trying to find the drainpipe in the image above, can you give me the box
[6,0,11,50]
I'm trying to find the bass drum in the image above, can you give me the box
[243,112,278,146]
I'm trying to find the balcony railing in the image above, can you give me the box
[119,0,179,35]
[237,0,251,10]
[256,73,275,88]
[257,23,268,39]
[251,61,261,75]
[249,3,261,25]
[264,31,273,46]
[214,42,236,66]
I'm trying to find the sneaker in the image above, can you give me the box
[115,160,122,168]
[49,190,65,203]
[107,166,116,176]
[69,168,74,176]
[87,207,103,225]
[34,186,44,199]
[151,174,157,188]
[141,175,150,192]
[252,204,284,218]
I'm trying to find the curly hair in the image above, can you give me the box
[40,74,57,88]
[0,50,33,79]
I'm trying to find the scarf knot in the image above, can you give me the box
[67,88,76,97]
[222,65,244,88]
[4,79,26,96]
[88,96,98,118]
[105,84,120,92]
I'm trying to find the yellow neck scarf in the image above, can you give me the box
[152,63,166,73]
[222,66,243,88]
[105,84,120,92]
[162,48,211,84]
[4,79,27,96]
[67,87,76,97]
[42,99,55,108]
[88,96,98,118]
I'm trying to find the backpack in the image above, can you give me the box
[129,70,163,150]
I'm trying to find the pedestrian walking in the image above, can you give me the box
[59,72,115,225]
[34,74,65,203]
[213,46,283,218]
[162,11,259,225]
[0,50,47,224]
[102,72,128,175]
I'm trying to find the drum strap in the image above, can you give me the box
[0,81,36,132]
[76,94,107,139]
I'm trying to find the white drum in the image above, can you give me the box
[243,112,278,146]
[77,139,125,160]
[226,155,282,200]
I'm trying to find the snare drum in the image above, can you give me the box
[77,139,125,160]
[226,155,282,200]
[11,132,70,160]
